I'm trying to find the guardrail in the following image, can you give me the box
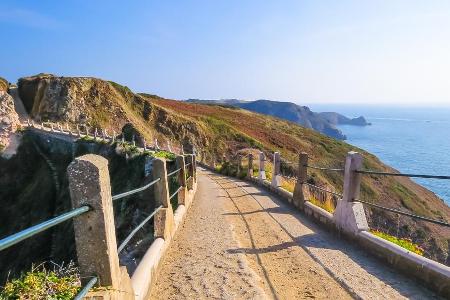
[0,145,197,298]
[211,149,450,296]
[21,119,184,155]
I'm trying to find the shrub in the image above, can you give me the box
[0,262,81,300]
[370,230,424,256]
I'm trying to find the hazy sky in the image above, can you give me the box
[1,1,450,106]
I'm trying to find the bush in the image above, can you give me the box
[0,262,81,300]
[370,230,424,255]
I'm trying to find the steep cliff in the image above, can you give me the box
[0,91,20,152]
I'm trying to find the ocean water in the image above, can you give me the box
[308,104,450,206]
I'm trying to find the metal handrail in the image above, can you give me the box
[167,168,181,177]
[185,162,192,167]
[74,276,98,300]
[117,206,163,253]
[355,199,450,227]
[304,182,343,198]
[0,206,90,251]
[112,178,161,201]
[305,165,344,172]
[169,186,184,201]
[355,169,450,180]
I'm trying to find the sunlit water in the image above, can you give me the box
[308,104,450,206]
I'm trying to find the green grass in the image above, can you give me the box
[154,150,176,160]
[308,195,335,213]
[0,263,81,300]
[370,229,424,255]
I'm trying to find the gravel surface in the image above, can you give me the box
[150,169,440,300]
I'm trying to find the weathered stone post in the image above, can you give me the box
[237,155,242,176]
[153,158,175,241]
[77,125,81,137]
[258,151,266,181]
[67,154,121,288]
[175,155,187,206]
[186,154,195,190]
[85,126,89,137]
[271,152,282,187]
[112,130,116,143]
[94,128,98,140]
[247,154,254,179]
[334,151,369,235]
[293,152,308,209]
[154,138,160,150]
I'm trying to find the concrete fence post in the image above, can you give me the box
[271,152,282,187]
[258,151,266,181]
[176,155,187,205]
[247,154,254,179]
[334,151,369,235]
[85,127,89,137]
[112,131,116,143]
[94,128,98,140]
[153,158,175,241]
[237,155,242,176]
[293,152,308,209]
[67,154,121,288]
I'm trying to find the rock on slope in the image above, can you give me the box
[0,90,20,151]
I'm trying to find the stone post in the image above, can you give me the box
[258,151,266,181]
[247,154,254,179]
[132,134,136,147]
[112,131,116,143]
[102,129,106,140]
[94,128,98,140]
[237,155,242,176]
[154,138,159,150]
[50,123,55,132]
[186,154,195,190]
[293,152,308,209]
[67,154,120,288]
[85,127,89,137]
[271,152,282,187]
[153,158,175,241]
[175,155,187,206]
[334,151,369,235]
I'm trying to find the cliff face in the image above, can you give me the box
[17,74,209,151]
[0,91,20,152]
[318,112,370,126]
[186,99,373,140]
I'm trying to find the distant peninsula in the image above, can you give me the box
[186,99,370,140]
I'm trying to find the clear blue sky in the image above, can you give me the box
[1,1,450,106]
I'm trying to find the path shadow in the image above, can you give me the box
[207,172,441,300]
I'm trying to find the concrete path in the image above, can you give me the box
[150,168,440,300]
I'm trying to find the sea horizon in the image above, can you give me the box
[309,103,450,207]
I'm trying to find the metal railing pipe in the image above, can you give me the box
[355,170,450,180]
[117,206,163,253]
[74,277,98,300]
[112,178,161,201]
[0,206,90,251]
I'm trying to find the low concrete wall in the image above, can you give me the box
[208,166,450,297]
[131,181,197,300]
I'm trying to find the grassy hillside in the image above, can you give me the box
[148,98,450,264]
[15,74,450,265]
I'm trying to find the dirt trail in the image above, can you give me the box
[150,169,440,300]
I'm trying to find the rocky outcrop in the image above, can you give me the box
[0,91,20,151]
[0,77,9,92]
[318,112,371,126]
[187,99,355,140]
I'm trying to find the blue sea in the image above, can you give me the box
[308,104,450,206]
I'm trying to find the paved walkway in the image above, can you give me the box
[150,168,440,300]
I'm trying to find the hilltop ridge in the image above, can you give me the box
[1,73,449,265]
[186,98,370,139]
